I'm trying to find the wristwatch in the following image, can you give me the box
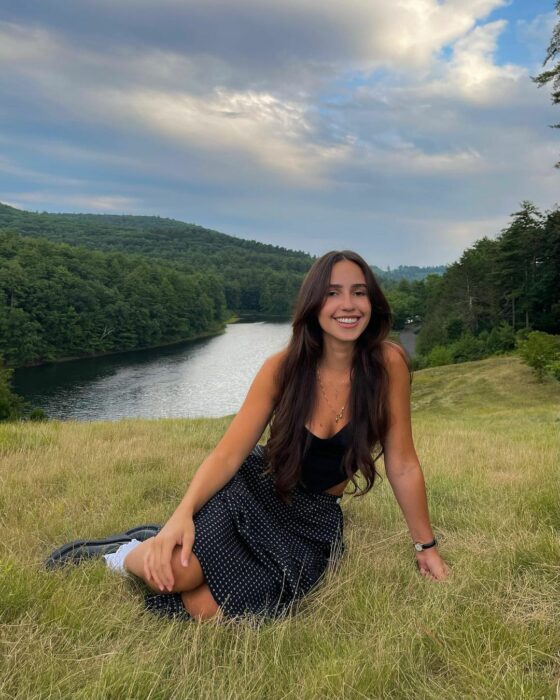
[413,538,437,552]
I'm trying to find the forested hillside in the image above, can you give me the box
[0,232,226,366]
[0,203,447,369]
[414,202,560,359]
[0,203,440,313]
[0,203,313,317]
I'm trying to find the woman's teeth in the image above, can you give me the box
[335,317,359,326]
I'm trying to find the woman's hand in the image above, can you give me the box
[415,547,450,581]
[143,511,195,592]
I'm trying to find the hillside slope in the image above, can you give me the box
[0,202,312,272]
[0,202,441,281]
[0,354,558,698]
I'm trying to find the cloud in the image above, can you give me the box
[99,87,352,185]
[0,21,55,64]
[0,155,85,187]
[442,20,524,103]
[1,2,508,83]
[0,190,138,212]
[0,2,558,266]
[0,11,519,187]
[387,19,527,106]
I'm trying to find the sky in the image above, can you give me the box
[0,0,558,268]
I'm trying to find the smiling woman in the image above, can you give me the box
[45,250,449,623]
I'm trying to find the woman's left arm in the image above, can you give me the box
[381,342,450,582]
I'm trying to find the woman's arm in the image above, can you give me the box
[143,351,284,591]
[381,342,449,581]
[178,352,283,518]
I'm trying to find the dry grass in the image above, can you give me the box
[0,355,559,699]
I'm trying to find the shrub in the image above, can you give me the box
[425,345,454,367]
[446,317,464,341]
[410,354,427,370]
[486,322,516,354]
[544,358,560,381]
[517,331,560,381]
[515,327,532,343]
[28,407,48,421]
[450,332,486,363]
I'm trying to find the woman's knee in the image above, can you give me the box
[126,541,205,593]
[168,548,205,593]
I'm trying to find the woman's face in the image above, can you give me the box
[317,259,372,343]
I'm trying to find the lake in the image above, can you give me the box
[13,322,292,421]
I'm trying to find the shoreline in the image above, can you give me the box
[12,321,233,371]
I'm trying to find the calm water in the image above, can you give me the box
[13,322,292,421]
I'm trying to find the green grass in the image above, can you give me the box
[0,355,559,699]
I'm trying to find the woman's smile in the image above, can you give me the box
[333,316,361,328]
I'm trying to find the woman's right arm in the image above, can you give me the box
[143,352,283,592]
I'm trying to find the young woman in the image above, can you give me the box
[46,250,449,622]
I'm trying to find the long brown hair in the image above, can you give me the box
[265,250,406,504]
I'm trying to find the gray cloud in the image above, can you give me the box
[0,1,558,267]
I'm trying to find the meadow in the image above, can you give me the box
[0,355,558,699]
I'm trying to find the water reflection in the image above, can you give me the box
[13,322,292,421]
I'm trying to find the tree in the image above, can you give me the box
[492,202,546,331]
[533,0,560,167]
[0,355,24,420]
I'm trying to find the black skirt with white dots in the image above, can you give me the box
[190,444,345,620]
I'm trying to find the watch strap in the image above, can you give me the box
[414,538,437,552]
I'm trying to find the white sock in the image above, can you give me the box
[103,539,141,577]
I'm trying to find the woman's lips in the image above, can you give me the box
[334,316,360,328]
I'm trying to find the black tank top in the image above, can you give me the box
[299,422,358,493]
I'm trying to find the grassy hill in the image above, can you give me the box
[0,354,558,698]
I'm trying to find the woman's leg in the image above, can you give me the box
[124,537,206,593]
[181,584,221,620]
[125,540,222,619]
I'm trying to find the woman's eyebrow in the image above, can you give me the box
[328,283,367,289]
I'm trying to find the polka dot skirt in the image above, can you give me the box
[144,592,192,621]
[191,444,345,621]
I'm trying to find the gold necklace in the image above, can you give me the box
[317,368,346,423]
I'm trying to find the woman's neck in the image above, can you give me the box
[319,337,354,374]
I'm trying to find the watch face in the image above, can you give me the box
[414,543,423,551]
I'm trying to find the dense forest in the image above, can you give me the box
[0,203,314,318]
[0,203,444,317]
[0,200,558,378]
[412,202,560,366]
[0,232,227,366]
[0,202,440,368]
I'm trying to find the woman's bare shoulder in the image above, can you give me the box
[380,340,410,369]
[265,348,289,367]
[259,348,289,392]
